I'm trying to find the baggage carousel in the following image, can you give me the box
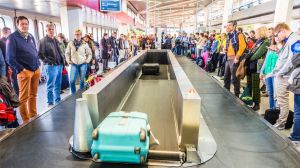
[0,51,300,168]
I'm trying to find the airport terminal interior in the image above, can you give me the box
[0,0,300,167]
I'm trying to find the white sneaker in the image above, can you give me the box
[47,104,54,109]
[274,123,285,130]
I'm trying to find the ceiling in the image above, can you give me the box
[0,0,66,17]
[0,0,223,28]
[129,0,214,28]
[0,0,99,17]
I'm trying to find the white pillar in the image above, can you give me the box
[222,0,233,32]
[273,0,294,26]
[146,0,150,34]
[60,6,84,41]
[122,0,127,13]
[60,6,70,40]
[203,7,209,32]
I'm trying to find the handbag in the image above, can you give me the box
[240,87,253,106]
[236,59,246,79]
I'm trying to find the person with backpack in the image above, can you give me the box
[246,26,270,111]
[288,42,300,144]
[224,20,247,97]
[6,16,40,123]
[272,23,300,130]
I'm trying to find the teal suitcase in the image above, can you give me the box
[91,112,150,164]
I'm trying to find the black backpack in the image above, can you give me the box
[264,109,294,129]
[205,59,215,73]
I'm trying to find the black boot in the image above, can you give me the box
[252,103,260,111]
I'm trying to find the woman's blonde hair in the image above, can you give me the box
[74,29,82,35]
[256,26,268,39]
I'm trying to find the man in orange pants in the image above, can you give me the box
[6,16,40,123]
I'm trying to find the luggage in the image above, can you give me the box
[61,68,69,90]
[264,109,294,129]
[142,63,160,75]
[191,54,196,60]
[197,56,205,68]
[108,61,116,69]
[91,112,149,164]
[0,94,19,128]
[205,59,214,73]
[202,51,209,68]
[240,87,253,106]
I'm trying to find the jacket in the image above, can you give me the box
[226,31,247,60]
[118,38,124,50]
[108,36,118,50]
[250,39,269,61]
[0,49,5,76]
[288,52,300,94]
[273,32,300,78]
[101,38,109,59]
[260,50,278,78]
[38,35,64,65]
[211,40,219,54]
[0,77,19,107]
[6,31,39,74]
[65,40,92,65]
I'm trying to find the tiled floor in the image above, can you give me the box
[0,83,70,131]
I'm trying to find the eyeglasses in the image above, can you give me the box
[274,31,281,37]
[74,34,81,36]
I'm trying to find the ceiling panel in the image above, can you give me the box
[129,0,214,28]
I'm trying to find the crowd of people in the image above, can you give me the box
[169,21,300,143]
[0,15,299,144]
[0,16,159,125]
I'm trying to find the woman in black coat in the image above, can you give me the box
[101,33,110,71]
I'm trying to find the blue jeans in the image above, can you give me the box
[70,64,88,94]
[45,65,63,105]
[134,46,138,56]
[176,45,181,55]
[181,46,187,56]
[265,76,276,109]
[291,94,300,141]
[113,49,119,65]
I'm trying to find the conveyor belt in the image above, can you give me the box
[176,57,300,168]
[121,80,178,151]
[1,56,300,168]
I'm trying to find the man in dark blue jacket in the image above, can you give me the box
[108,32,119,65]
[6,16,40,123]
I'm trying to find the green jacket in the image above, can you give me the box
[250,39,270,61]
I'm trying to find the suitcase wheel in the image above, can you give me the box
[140,155,146,164]
[92,128,98,140]
[134,147,141,154]
[140,128,146,142]
[93,153,99,161]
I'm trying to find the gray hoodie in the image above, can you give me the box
[273,32,300,78]
[288,43,300,94]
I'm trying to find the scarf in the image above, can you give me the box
[74,39,82,51]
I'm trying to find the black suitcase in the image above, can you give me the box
[264,109,294,129]
[142,63,159,75]
[205,60,214,73]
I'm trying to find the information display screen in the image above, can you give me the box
[100,0,122,12]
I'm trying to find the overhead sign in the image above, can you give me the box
[100,0,121,12]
